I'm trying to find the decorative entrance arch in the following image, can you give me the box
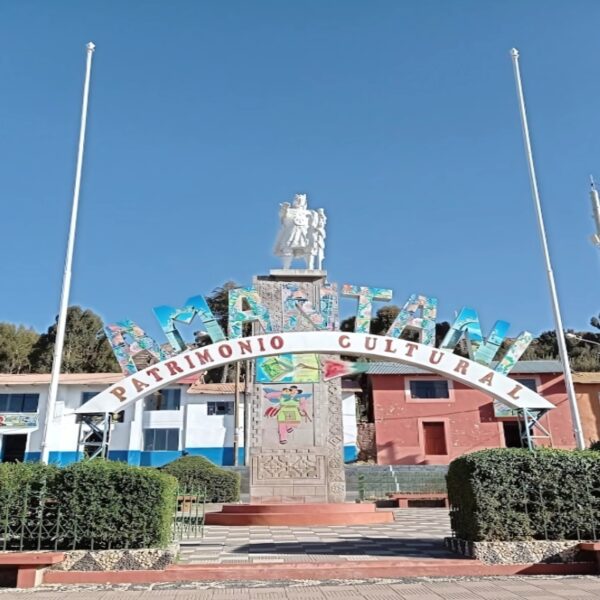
[77,331,554,415]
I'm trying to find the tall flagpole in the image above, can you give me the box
[40,42,96,464]
[510,48,585,450]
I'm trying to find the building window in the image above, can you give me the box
[143,428,179,451]
[409,380,449,399]
[514,378,537,392]
[0,394,39,413]
[144,389,181,411]
[422,422,447,455]
[503,422,523,448]
[81,391,98,406]
[207,401,234,416]
[79,392,125,422]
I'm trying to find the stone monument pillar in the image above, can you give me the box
[248,271,346,503]
[243,193,345,503]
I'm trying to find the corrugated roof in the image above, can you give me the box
[187,382,237,395]
[0,372,203,386]
[572,372,600,384]
[365,359,564,375]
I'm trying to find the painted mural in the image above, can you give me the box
[256,353,320,383]
[263,384,313,445]
[0,414,38,428]
[493,401,520,418]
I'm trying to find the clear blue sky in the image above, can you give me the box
[2,1,600,342]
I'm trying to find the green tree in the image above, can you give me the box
[0,324,39,373]
[29,306,119,373]
[520,329,600,371]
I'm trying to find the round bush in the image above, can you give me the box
[161,456,240,502]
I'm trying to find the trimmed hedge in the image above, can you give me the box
[0,460,177,550]
[0,462,60,549]
[447,448,600,542]
[60,460,177,549]
[162,456,240,502]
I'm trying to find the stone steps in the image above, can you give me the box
[204,502,395,526]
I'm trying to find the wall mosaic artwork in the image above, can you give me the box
[262,384,314,446]
[256,353,320,383]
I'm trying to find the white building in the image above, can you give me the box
[0,374,359,466]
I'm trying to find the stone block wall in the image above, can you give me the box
[248,274,345,503]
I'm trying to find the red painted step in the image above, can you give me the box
[204,503,394,526]
[220,503,379,513]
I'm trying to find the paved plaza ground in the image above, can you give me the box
[3,509,600,597]
[179,508,454,564]
[2,577,600,598]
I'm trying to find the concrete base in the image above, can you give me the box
[267,269,327,280]
[204,503,394,526]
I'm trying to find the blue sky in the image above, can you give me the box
[2,1,600,342]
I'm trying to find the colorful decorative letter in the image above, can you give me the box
[104,320,172,375]
[440,307,510,366]
[342,285,393,333]
[494,331,534,376]
[282,282,339,331]
[386,294,438,346]
[153,295,225,353]
[228,287,273,338]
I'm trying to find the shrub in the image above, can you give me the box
[162,456,240,502]
[447,448,600,542]
[60,460,177,549]
[0,460,176,550]
[589,440,600,451]
[0,462,60,550]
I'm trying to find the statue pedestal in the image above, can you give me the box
[268,269,327,280]
[247,273,346,504]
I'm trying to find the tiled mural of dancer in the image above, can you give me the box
[263,386,312,444]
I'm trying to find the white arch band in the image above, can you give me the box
[76,331,554,414]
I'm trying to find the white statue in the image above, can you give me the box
[274,194,326,270]
[314,208,326,270]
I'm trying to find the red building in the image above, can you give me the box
[366,360,576,465]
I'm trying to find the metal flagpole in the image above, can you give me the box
[40,42,96,464]
[509,48,585,450]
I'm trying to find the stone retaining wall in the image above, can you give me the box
[356,423,376,462]
[50,545,179,571]
[445,537,589,564]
